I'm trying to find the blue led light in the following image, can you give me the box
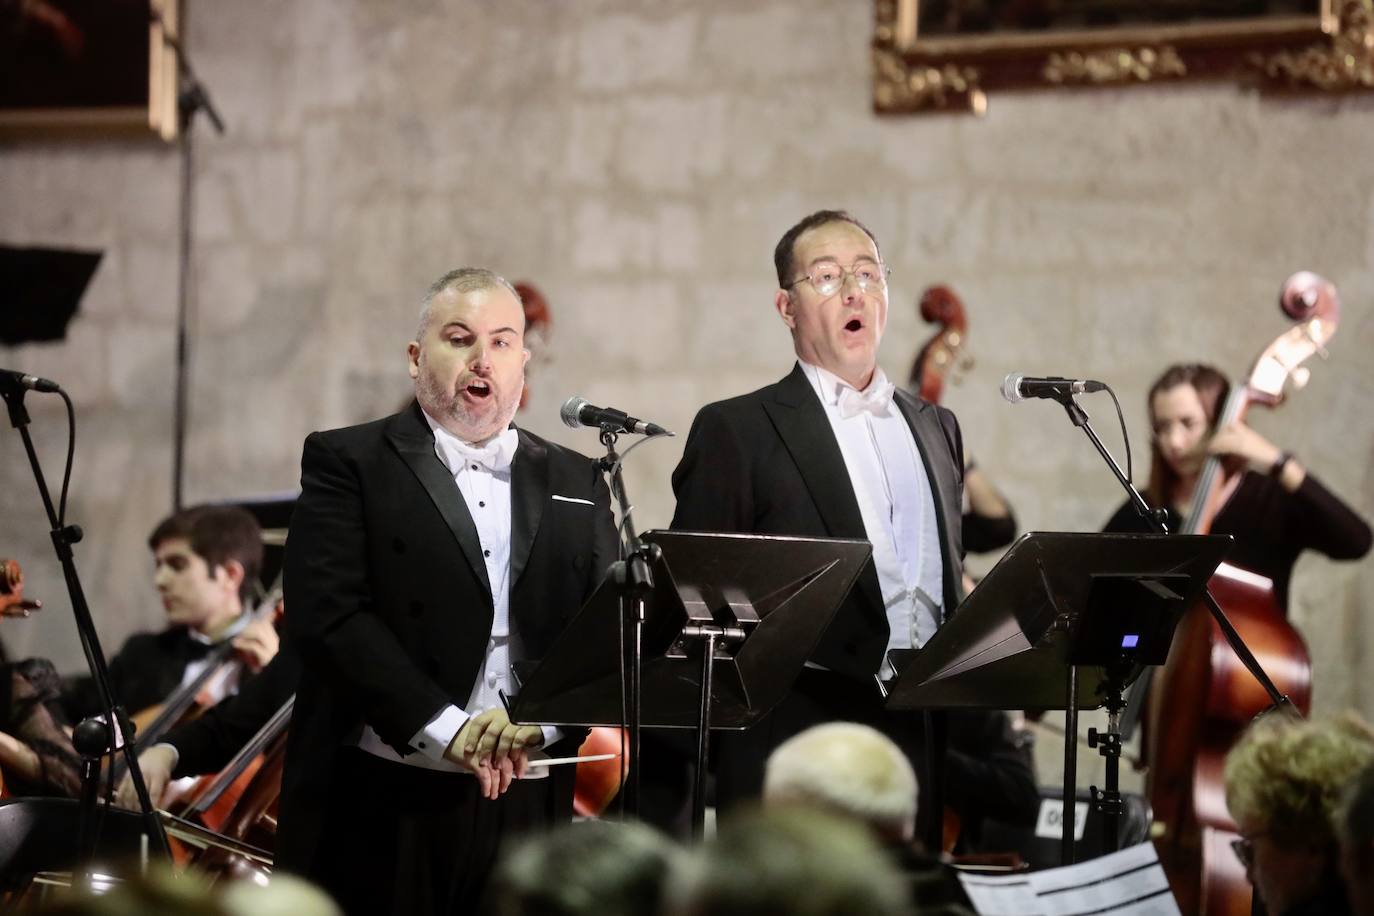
[1121,634,1140,649]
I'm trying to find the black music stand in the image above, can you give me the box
[0,245,101,346]
[508,529,872,837]
[884,531,1231,865]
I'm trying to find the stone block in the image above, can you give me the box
[564,101,621,188]
[697,2,864,85]
[194,245,258,332]
[678,280,794,373]
[208,146,301,246]
[554,279,683,375]
[574,11,700,93]
[106,320,176,409]
[122,244,178,323]
[616,94,728,192]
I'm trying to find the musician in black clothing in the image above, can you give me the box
[1102,363,1371,610]
[61,504,280,723]
[114,645,300,808]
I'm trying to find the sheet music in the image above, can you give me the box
[958,842,1180,916]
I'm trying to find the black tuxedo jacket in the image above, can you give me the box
[671,363,965,680]
[276,402,617,871]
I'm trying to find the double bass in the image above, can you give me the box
[908,285,971,403]
[1148,272,1339,916]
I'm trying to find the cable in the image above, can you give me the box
[58,389,76,528]
[1103,384,1133,486]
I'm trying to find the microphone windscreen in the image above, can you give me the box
[1000,373,1025,404]
[559,396,588,429]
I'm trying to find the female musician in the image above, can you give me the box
[0,560,81,796]
[1103,363,1371,609]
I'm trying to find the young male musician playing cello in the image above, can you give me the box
[61,504,280,723]
[275,267,617,915]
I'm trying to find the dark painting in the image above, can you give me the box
[917,0,1323,39]
[0,0,176,137]
[0,0,152,109]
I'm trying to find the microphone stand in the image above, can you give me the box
[1051,392,1295,856]
[155,6,226,510]
[596,426,658,819]
[0,380,172,866]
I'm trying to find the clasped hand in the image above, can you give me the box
[443,708,544,801]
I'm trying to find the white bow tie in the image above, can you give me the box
[837,379,896,419]
[448,427,519,473]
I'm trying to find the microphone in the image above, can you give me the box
[1001,373,1105,403]
[560,396,672,437]
[0,369,61,393]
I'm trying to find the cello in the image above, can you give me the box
[1147,272,1339,916]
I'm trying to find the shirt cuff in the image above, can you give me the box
[151,742,180,772]
[540,725,563,749]
[412,704,470,762]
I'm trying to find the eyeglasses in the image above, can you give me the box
[786,261,890,297]
[1231,833,1268,869]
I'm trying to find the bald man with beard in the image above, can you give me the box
[276,268,617,916]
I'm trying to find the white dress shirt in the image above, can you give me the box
[800,362,945,678]
[355,411,558,771]
[179,612,252,705]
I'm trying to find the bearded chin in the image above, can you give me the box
[416,371,523,442]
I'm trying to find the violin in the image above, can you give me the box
[1147,272,1338,916]
[0,559,42,619]
[908,285,971,403]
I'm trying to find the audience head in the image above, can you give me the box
[1339,761,1374,916]
[490,819,679,916]
[147,505,263,627]
[36,867,226,915]
[36,866,339,916]
[669,806,911,916]
[1224,711,1374,915]
[763,721,917,843]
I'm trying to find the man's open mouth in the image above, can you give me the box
[843,318,864,333]
[464,379,492,400]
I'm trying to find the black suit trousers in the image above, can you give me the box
[306,749,558,916]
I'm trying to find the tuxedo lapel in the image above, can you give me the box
[763,364,885,619]
[509,429,547,589]
[893,389,961,616]
[384,404,492,603]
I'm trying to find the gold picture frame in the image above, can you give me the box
[874,0,1374,113]
[0,0,181,140]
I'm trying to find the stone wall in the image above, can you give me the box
[3,0,1372,788]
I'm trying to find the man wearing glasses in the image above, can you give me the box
[670,210,969,840]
